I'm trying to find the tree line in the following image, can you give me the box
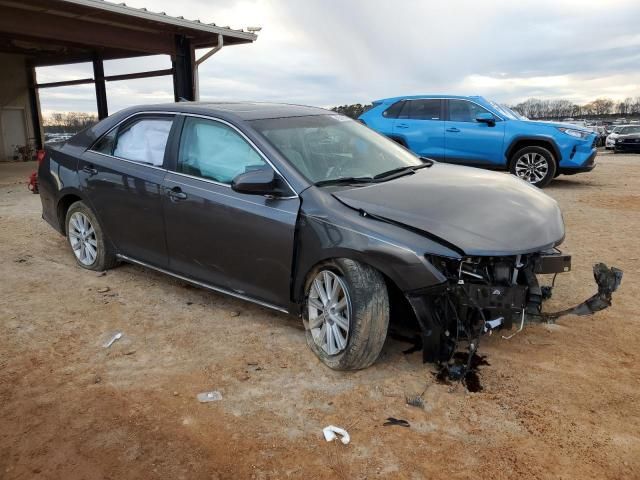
[43,112,98,134]
[509,97,640,120]
[331,103,372,119]
[331,97,640,120]
[43,96,640,130]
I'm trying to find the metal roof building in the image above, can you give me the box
[0,0,257,160]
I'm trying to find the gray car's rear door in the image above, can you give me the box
[162,115,300,309]
[80,114,175,268]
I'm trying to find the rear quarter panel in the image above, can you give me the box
[359,103,395,136]
[38,144,84,233]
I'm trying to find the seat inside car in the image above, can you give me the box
[263,129,314,180]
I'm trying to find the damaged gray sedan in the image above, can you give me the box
[38,102,621,371]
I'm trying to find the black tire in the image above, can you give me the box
[509,145,557,188]
[65,201,117,271]
[303,259,389,370]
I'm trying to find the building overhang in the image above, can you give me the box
[0,0,256,66]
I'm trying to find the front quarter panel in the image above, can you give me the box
[505,121,597,168]
[291,187,457,306]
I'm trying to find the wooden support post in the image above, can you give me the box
[172,35,195,102]
[93,56,108,120]
[26,62,43,150]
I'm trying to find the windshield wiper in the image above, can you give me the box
[314,176,374,187]
[373,161,433,180]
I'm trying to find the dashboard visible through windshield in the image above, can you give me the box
[249,114,424,185]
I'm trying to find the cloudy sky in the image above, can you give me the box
[37,0,640,116]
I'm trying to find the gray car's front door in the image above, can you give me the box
[162,116,300,309]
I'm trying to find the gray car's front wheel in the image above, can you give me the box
[65,201,117,271]
[303,259,389,370]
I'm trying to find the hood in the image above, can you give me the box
[525,119,594,132]
[333,163,565,256]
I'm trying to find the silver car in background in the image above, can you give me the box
[606,125,640,149]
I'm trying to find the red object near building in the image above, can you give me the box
[27,171,38,193]
[27,149,45,194]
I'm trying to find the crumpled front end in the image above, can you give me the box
[405,249,623,371]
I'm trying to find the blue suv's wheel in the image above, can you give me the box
[509,146,557,188]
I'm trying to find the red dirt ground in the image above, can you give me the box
[1,151,638,479]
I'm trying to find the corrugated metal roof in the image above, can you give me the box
[59,0,257,42]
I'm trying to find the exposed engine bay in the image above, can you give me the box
[405,251,623,388]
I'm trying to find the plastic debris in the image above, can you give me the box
[322,425,350,445]
[103,332,122,348]
[383,417,410,428]
[197,391,223,403]
[405,395,425,408]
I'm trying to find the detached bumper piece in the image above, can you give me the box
[543,263,623,320]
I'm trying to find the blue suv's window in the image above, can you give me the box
[382,101,405,118]
[448,99,494,123]
[399,99,442,120]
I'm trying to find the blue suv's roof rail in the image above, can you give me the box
[374,94,485,103]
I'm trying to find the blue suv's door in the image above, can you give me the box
[392,99,445,160]
[444,99,505,166]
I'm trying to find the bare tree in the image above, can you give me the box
[43,112,98,134]
[591,98,614,116]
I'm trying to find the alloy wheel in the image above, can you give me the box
[68,212,98,266]
[307,270,351,356]
[514,152,549,184]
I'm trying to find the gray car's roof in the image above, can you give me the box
[126,101,332,121]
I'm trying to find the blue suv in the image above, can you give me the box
[359,95,597,187]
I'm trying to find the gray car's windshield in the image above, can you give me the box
[249,114,423,184]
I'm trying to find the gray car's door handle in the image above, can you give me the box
[167,187,187,201]
[82,165,98,175]
[446,127,460,133]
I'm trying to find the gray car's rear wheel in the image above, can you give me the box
[65,201,116,271]
[303,259,389,370]
[509,146,556,188]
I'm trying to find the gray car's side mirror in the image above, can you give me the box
[476,112,496,126]
[231,167,287,196]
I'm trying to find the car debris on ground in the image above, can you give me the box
[197,391,223,403]
[405,394,425,409]
[322,425,350,445]
[103,332,122,348]
[383,418,410,428]
[542,263,623,320]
